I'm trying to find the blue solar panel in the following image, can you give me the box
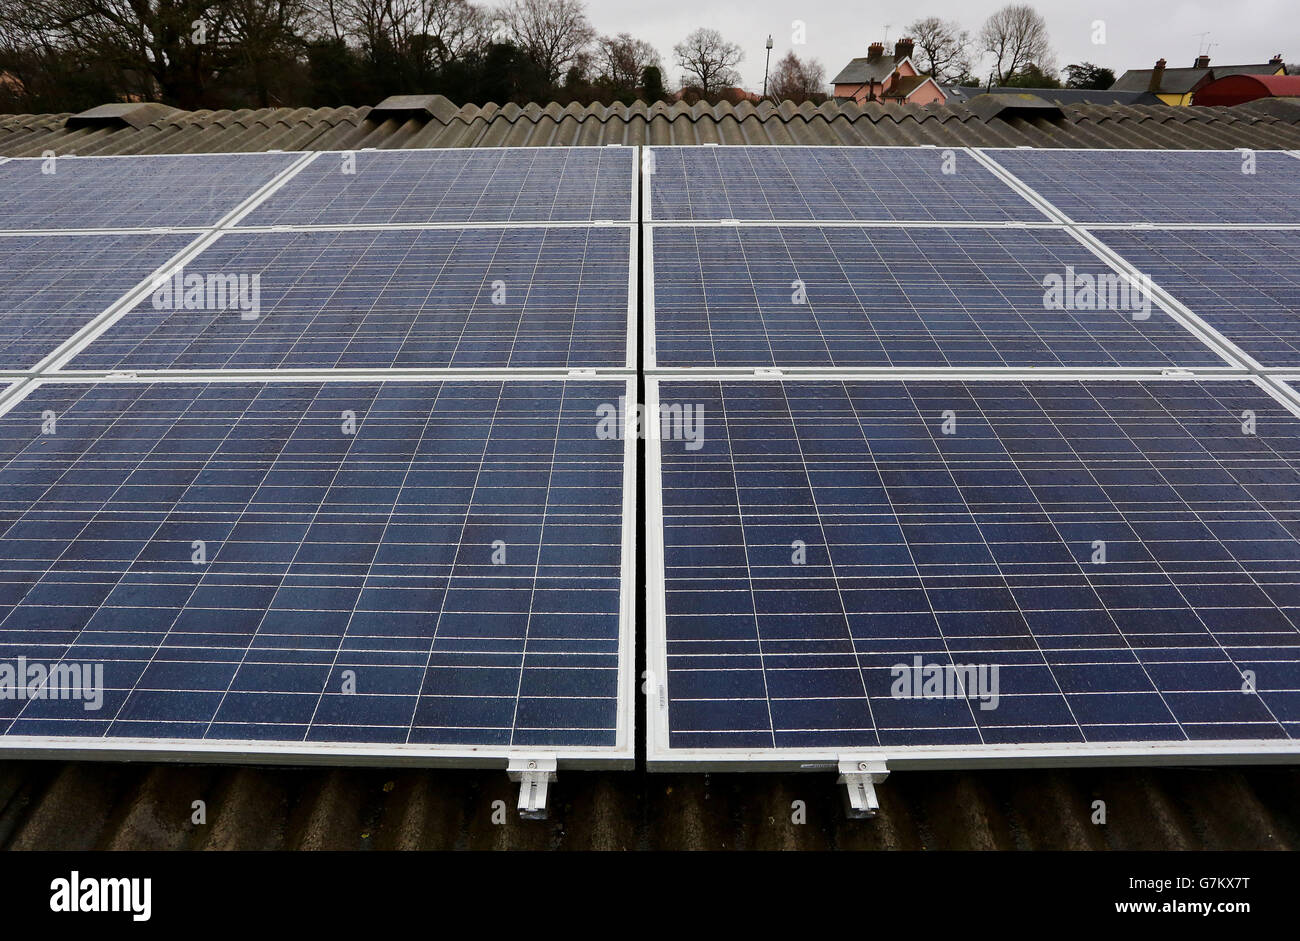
[651,226,1225,368]
[70,227,632,370]
[0,153,299,230]
[656,378,1300,752]
[0,379,629,752]
[985,149,1300,224]
[242,148,636,226]
[1097,229,1300,368]
[649,146,1047,222]
[0,232,195,369]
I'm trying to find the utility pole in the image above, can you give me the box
[763,34,774,100]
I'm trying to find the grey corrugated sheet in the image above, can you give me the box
[2,763,1298,850]
[4,95,1300,155]
[2,93,1300,851]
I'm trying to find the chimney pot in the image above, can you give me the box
[894,38,914,60]
[868,42,884,58]
[1270,53,1284,65]
[1194,54,1211,68]
[1149,59,1167,93]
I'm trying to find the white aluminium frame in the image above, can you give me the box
[644,370,1300,771]
[0,371,638,770]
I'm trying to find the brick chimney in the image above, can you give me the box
[1270,53,1285,68]
[867,42,884,59]
[895,38,915,60]
[1148,58,1166,92]
[1194,54,1211,68]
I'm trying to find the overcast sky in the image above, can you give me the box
[582,0,1299,91]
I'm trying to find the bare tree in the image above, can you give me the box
[497,0,594,85]
[227,0,314,106]
[595,32,660,90]
[907,16,973,84]
[673,27,742,96]
[768,50,824,103]
[0,0,241,107]
[980,3,1053,84]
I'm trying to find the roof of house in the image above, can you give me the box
[2,91,1300,850]
[881,75,938,100]
[1194,73,1300,106]
[4,93,1300,155]
[831,52,910,86]
[1113,63,1283,95]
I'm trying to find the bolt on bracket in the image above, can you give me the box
[507,756,558,820]
[837,757,889,818]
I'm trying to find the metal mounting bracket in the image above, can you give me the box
[507,756,557,819]
[837,757,889,818]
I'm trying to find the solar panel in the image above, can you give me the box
[242,147,637,226]
[1096,229,1300,368]
[0,232,195,369]
[69,227,633,371]
[650,226,1226,368]
[648,146,1048,222]
[0,153,299,230]
[984,149,1300,224]
[650,377,1300,759]
[0,378,632,759]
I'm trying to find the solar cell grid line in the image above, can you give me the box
[978,149,1300,225]
[64,226,634,371]
[0,232,198,370]
[646,146,1051,223]
[240,147,638,227]
[1090,228,1300,369]
[0,377,634,764]
[0,152,302,231]
[646,225,1232,369]
[646,376,1300,766]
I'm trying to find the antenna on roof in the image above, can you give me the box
[1193,32,1218,56]
[884,24,891,45]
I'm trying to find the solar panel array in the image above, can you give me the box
[656,379,1300,749]
[0,147,637,766]
[0,232,193,368]
[244,147,636,226]
[70,227,632,371]
[3,142,1299,774]
[982,148,1300,225]
[1093,229,1300,368]
[650,225,1221,368]
[0,380,626,747]
[646,145,1300,769]
[649,146,1050,222]
[0,153,299,230]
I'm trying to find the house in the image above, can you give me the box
[1111,54,1287,105]
[831,39,946,105]
[1193,73,1300,106]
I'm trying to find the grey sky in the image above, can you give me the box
[582,0,1299,92]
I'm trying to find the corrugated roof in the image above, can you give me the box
[3,763,1298,849]
[946,86,1164,107]
[3,93,1300,850]
[5,94,1300,155]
